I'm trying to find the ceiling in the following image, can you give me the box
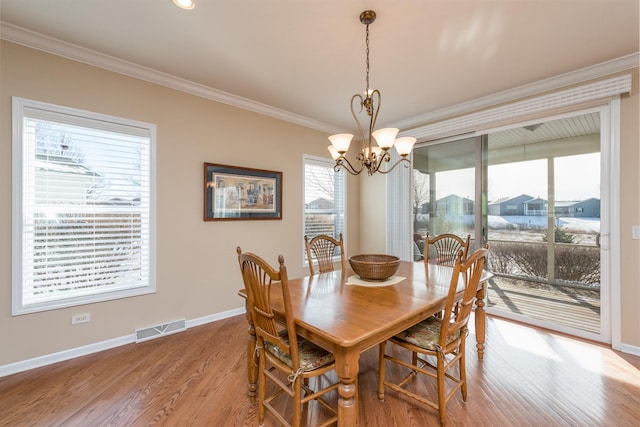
[1,1,638,134]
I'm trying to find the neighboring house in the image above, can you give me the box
[555,198,600,218]
[305,197,334,212]
[523,197,548,216]
[488,194,534,216]
[427,193,602,218]
[488,194,600,217]
[35,154,98,204]
[434,194,474,215]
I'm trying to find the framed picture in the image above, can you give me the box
[204,163,282,221]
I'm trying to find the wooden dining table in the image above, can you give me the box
[238,260,493,426]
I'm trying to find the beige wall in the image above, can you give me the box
[619,69,640,348]
[0,41,361,365]
[359,173,387,253]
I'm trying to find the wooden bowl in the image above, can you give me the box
[348,254,400,281]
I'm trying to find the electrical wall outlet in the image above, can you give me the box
[71,312,91,324]
[632,225,640,240]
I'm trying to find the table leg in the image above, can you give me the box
[475,280,487,360]
[244,302,258,397]
[334,348,359,427]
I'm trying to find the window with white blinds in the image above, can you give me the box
[12,97,156,315]
[303,155,346,263]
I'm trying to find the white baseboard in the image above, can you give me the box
[0,334,135,378]
[619,343,640,357]
[0,306,246,378]
[187,307,244,328]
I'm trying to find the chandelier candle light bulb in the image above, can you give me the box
[328,10,416,175]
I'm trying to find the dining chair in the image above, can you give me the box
[377,245,489,426]
[304,233,346,275]
[426,232,471,319]
[236,247,338,427]
[425,232,471,266]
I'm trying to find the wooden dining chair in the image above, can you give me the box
[304,233,346,275]
[377,245,489,426]
[425,232,471,266]
[236,247,338,427]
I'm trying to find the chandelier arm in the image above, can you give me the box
[334,155,363,175]
[368,89,381,140]
[374,157,412,175]
[371,149,391,174]
[350,94,367,150]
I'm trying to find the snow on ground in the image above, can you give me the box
[416,214,601,236]
[488,215,600,232]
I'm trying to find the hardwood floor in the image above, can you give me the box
[1,314,639,426]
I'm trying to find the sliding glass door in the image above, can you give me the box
[412,109,607,342]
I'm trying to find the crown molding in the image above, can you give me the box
[392,52,639,132]
[2,22,637,136]
[0,22,343,134]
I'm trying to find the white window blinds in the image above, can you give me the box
[303,155,346,260]
[12,97,156,314]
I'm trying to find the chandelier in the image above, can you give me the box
[328,10,416,176]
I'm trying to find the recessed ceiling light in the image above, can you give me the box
[173,0,195,10]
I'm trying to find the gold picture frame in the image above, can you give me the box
[203,163,282,221]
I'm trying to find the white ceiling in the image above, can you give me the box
[1,1,638,134]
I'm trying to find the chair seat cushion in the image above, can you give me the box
[265,331,334,372]
[394,316,460,351]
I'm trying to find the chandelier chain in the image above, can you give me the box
[365,24,370,94]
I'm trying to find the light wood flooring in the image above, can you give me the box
[1,314,639,426]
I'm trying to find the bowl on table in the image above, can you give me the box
[348,254,400,281]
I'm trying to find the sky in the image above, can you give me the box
[434,152,600,203]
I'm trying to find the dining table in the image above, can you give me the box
[238,260,493,427]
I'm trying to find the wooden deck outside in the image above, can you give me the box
[485,275,601,334]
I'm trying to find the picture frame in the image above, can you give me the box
[203,163,283,221]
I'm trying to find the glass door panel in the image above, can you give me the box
[485,113,603,340]
[413,137,477,260]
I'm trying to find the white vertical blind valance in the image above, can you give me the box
[401,74,632,142]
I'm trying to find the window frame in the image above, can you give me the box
[302,154,347,268]
[12,97,157,315]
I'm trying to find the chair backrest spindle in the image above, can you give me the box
[425,232,471,266]
[304,233,346,275]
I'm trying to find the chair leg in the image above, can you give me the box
[293,376,302,427]
[437,352,447,426]
[377,342,386,400]
[460,337,468,401]
[258,348,267,426]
